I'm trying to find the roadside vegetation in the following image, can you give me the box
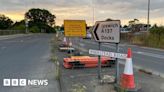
[0,8,57,35]
[121,25,164,49]
[50,35,60,80]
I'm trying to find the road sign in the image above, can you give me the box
[64,20,86,37]
[92,20,120,43]
[89,49,127,59]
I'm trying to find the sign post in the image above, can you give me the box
[98,42,101,79]
[116,43,119,84]
[92,20,120,82]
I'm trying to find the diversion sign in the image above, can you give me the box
[64,20,86,37]
[92,20,120,43]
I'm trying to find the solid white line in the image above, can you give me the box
[119,60,164,78]
[82,40,164,59]
[134,51,164,59]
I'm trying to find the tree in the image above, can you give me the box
[0,14,13,29]
[106,18,113,21]
[25,8,56,32]
[11,20,26,31]
[128,19,139,26]
[123,25,128,28]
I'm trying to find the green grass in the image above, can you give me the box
[50,35,61,80]
[121,33,164,49]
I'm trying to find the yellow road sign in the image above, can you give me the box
[64,20,86,37]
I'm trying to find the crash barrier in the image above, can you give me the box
[63,56,115,69]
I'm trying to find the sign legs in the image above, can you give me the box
[115,43,119,84]
[98,42,101,80]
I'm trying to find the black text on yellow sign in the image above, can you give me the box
[64,20,86,37]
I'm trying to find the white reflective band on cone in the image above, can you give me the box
[69,42,72,46]
[124,58,133,75]
[63,37,67,42]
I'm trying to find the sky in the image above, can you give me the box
[0,0,164,26]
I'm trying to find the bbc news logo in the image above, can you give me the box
[3,79,48,86]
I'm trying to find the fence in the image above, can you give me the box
[0,30,26,35]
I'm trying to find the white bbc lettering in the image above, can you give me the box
[19,79,26,86]
[3,79,10,86]
[11,79,19,86]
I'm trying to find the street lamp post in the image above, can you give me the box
[92,0,95,25]
[147,0,150,31]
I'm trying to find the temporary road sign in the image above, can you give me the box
[64,20,86,37]
[89,49,127,59]
[92,20,120,43]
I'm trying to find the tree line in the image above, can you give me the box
[0,8,57,33]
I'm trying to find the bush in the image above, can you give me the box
[121,32,164,49]
[11,24,26,31]
[29,26,40,33]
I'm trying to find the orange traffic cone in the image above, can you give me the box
[120,48,135,89]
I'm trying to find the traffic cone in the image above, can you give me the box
[63,37,67,46]
[120,48,135,89]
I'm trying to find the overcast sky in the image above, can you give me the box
[0,0,164,26]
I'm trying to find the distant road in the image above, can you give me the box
[72,38,164,76]
[0,34,59,92]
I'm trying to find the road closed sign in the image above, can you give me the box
[64,20,86,37]
[92,20,120,43]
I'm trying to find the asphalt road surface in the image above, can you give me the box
[56,38,164,92]
[0,34,59,92]
[72,38,164,76]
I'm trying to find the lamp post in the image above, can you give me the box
[147,0,150,31]
[92,0,95,25]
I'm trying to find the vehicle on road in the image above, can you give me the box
[63,56,115,69]
[83,33,92,39]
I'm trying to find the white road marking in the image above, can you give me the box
[134,51,164,59]
[73,43,164,78]
[80,40,164,60]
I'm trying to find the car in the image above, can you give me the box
[63,56,115,69]
[83,33,92,39]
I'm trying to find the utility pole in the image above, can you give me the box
[147,0,150,31]
[92,0,95,25]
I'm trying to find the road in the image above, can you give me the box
[55,37,164,92]
[0,34,59,92]
[72,38,164,76]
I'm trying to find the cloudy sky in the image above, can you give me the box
[0,0,164,26]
